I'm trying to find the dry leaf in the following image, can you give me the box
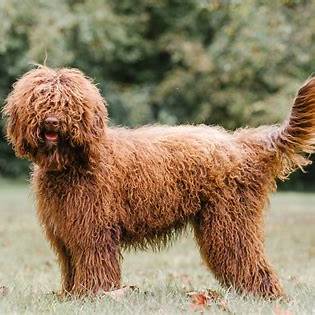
[187,291,209,312]
[0,286,9,297]
[187,289,232,313]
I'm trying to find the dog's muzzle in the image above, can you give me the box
[43,116,59,143]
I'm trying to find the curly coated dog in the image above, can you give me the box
[3,67,315,299]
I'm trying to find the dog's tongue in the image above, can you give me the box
[45,132,58,142]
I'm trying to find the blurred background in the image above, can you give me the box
[0,0,314,189]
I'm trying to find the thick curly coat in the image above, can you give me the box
[3,67,315,298]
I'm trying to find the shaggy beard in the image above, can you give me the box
[34,149,72,171]
[30,141,86,172]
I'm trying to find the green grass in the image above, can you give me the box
[0,182,315,314]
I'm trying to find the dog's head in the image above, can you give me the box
[3,66,107,171]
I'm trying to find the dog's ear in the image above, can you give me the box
[89,83,108,140]
[92,101,107,139]
[70,95,108,168]
[2,101,16,141]
[59,68,108,146]
[2,94,27,157]
[71,98,107,146]
[2,69,42,158]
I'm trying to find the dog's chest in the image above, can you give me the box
[34,171,115,244]
[35,174,85,236]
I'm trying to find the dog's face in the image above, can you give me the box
[3,67,107,171]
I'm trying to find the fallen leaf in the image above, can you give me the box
[187,289,232,313]
[0,286,9,297]
[187,291,209,312]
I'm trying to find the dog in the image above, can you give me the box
[3,66,315,298]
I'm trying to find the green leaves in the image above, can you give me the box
[0,0,314,184]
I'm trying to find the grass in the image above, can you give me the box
[0,181,315,314]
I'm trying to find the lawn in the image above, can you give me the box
[0,181,314,314]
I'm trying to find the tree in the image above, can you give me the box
[0,0,314,188]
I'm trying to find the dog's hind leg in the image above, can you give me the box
[192,199,283,299]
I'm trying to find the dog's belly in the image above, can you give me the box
[120,209,191,249]
[117,174,206,241]
[121,198,200,232]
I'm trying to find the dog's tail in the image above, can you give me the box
[272,77,315,177]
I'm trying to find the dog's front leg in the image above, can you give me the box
[69,232,121,297]
[45,227,75,295]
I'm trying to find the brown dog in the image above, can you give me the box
[3,66,315,298]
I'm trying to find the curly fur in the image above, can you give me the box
[3,67,315,299]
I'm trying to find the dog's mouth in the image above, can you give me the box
[41,126,60,145]
[40,116,61,145]
[44,131,59,143]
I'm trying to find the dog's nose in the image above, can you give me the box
[44,116,59,128]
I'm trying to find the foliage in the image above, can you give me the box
[0,0,314,188]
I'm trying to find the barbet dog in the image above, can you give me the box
[3,66,315,298]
